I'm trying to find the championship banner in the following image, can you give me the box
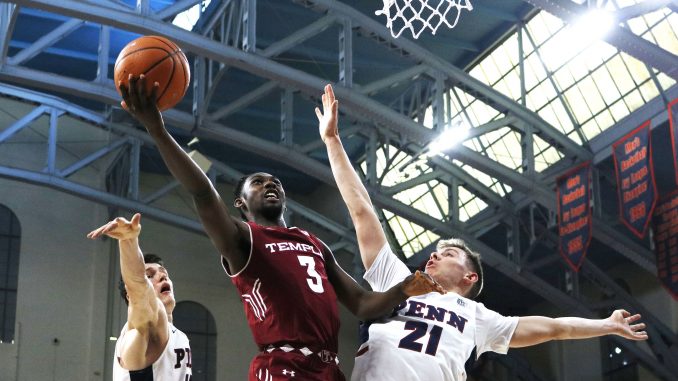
[651,191,678,301]
[557,162,592,272]
[612,121,657,238]
[669,98,678,186]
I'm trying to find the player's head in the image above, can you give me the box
[119,254,176,311]
[233,172,286,222]
[425,238,483,299]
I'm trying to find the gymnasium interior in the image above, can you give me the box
[0,0,677,380]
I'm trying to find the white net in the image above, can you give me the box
[376,0,474,39]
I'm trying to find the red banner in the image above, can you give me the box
[651,191,678,301]
[669,98,678,186]
[557,162,592,272]
[612,121,657,238]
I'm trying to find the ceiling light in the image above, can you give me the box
[428,120,470,156]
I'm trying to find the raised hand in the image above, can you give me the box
[608,309,648,341]
[402,270,447,297]
[119,74,164,134]
[87,213,142,242]
[315,84,339,142]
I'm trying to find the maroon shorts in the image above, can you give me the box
[249,351,346,381]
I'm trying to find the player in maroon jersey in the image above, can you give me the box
[119,75,444,380]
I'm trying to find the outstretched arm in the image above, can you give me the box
[324,246,445,320]
[120,75,248,272]
[317,84,386,270]
[509,309,648,348]
[87,213,167,370]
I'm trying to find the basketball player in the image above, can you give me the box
[118,75,444,381]
[87,213,192,380]
[316,84,649,381]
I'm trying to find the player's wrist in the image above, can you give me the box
[323,135,341,145]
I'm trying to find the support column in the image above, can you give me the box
[281,88,294,146]
[339,18,353,87]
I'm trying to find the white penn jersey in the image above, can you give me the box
[351,244,518,381]
[113,323,192,381]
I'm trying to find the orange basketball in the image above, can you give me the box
[114,36,190,111]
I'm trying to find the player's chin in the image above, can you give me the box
[260,203,284,218]
[159,291,175,304]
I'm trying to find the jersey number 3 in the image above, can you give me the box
[297,255,324,293]
[398,321,442,356]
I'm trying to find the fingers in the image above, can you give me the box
[86,225,107,239]
[630,322,646,331]
[315,106,323,121]
[131,213,141,228]
[626,313,642,324]
[87,220,118,239]
[326,84,335,103]
[126,74,139,111]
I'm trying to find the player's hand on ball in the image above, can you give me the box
[119,74,164,133]
[402,270,447,296]
[87,213,142,241]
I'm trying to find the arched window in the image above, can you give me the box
[173,301,216,381]
[0,204,20,343]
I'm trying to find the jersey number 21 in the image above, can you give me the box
[398,321,442,356]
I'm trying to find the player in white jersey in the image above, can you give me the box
[88,213,192,381]
[315,84,649,381]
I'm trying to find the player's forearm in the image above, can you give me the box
[352,284,408,320]
[118,238,148,289]
[511,316,615,347]
[145,124,215,198]
[553,317,615,340]
[324,137,373,216]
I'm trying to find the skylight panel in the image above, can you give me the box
[172,0,212,31]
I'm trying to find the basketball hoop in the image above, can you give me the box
[376,0,474,39]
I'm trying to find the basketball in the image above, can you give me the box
[114,35,190,111]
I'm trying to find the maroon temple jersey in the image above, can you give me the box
[222,222,340,353]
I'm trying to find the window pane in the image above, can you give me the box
[173,302,216,381]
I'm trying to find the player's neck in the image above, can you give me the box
[251,215,286,227]
[438,279,468,297]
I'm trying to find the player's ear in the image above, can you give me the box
[465,272,478,284]
[234,197,244,208]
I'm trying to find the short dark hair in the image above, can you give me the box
[119,254,164,305]
[234,175,250,220]
[436,238,483,299]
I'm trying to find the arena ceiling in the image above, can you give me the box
[0,1,677,378]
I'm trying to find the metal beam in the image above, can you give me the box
[358,65,427,96]
[8,18,83,65]
[614,0,673,21]
[0,2,19,68]
[207,81,278,121]
[466,116,519,139]
[260,14,335,57]
[0,166,205,234]
[0,105,47,143]
[383,169,445,196]
[155,0,199,20]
